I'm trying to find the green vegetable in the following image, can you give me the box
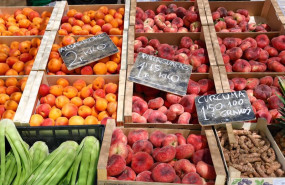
[29,141,49,170]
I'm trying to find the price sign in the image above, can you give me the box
[128,52,192,96]
[58,33,119,71]
[195,90,255,126]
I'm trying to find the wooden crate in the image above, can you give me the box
[127,25,216,67]
[46,1,68,31]
[270,0,285,26]
[17,72,124,126]
[209,29,285,66]
[214,119,285,184]
[124,64,223,129]
[97,119,227,185]
[204,0,284,32]
[129,0,207,28]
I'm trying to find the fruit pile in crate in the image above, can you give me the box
[218,34,285,72]
[46,35,122,75]
[135,3,201,33]
[0,8,52,36]
[58,6,125,36]
[30,76,118,126]
[106,128,216,183]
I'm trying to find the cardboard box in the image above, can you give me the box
[97,119,227,185]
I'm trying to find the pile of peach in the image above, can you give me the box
[132,79,215,124]
[58,6,124,36]
[0,77,27,120]
[47,36,122,75]
[107,128,216,183]
[212,7,270,32]
[230,76,283,124]
[134,36,209,72]
[29,77,118,126]
[0,38,41,75]
[220,34,285,72]
[0,8,51,36]
[136,4,201,33]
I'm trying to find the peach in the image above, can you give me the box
[149,131,166,148]
[192,148,213,165]
[80,86,93,99]
[92,77,105,90]
[176,144,195,159]
[55,116,68,126]
[78,105,92,118]
[174,159,196,178]
[132,112,147,123]
[131,152,154,175]
[30,114,44,126]
[0,63,10,75]
[109,142,128,159]
[6,56,19,67]
[4,100,18,111]
[254,84,272,100]
[62,86,78,99]
[128,129,149,146]
[70,97,83,107]
[6,86,20,95]
[148,97,164,109]
[10,92,22,103]
[105,93,116,102]
[56,78,69,87]
[187,134,208,151]
[69,115,84,125]
[95,98,108,111]
[61,103,78,118]
[196,161,216,180]
[107,102,117,115]
[39,84,50,97]
[0,87,6,94]
[162,134,178,147]
[48,58,62,73]
[72,79,86,91]
[148,110,167,123]
[104,83,117,94]
[19,41,31,53]
[41,118,55,126]
[84,115,98,125]
[152,163,176,183]
[40,94,56,107]
[36,103,51,118]
[61,23,72,33]
[132,140,153,154]
[182,172,204,184]
[136,171,153,182]
[48,107,62,120]
[49,85,63,97]
[178,112,191,124]
[107,154,126,176]
[83,97,95,107]
[55,95,70,109]
[0,94,9,105]
[0,53,7,63]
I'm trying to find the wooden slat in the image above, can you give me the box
[117,69,127,126]
[121,30,128,70]
[123,0,130,31]
[124,64,133,123]
[127,26,134,65]
[209,26,224,66]
[197,0,208,26]
[202,0,214,26]
[203,26,217,67]
[45,2,59,31]
[129,0,136,26]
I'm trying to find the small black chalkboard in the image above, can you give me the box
[195,90,256,126]
[58,33,119,71]
[128,53,192,96]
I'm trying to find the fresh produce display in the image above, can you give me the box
[0,119,100,185]
[0,8,51,36]
[227,76,283,124]
[217,128,284,178]
[131,78,215,124]
[107,128,216,183]
[134,36,210,72]
[0,38,41,75]
[212,7,271,32]
[29,77,118,126]
[218,34,285,72]
[47,36,122,75]
[58,6,124,36]
[136,4,201,33]
[0,77,27,120]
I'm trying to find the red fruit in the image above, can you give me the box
[148,110,167,123]
[264,46,278,57]
[176,144,195,159]
[179,94,197,113]
[136,36,148,47]
[258,49,269,63]
[132,140,153,154]
[244,37,257,48]
[156,4,167,14]
[256,34,270,48]
[126,145,133,165]
[117,167,136,181]
[217,7,227,17]
[252,99,268,112]
[148,39,160,49]
[175,133,186,145]
[180,37,193,48]
[162,134,178,147]
[136,171,153,182]
[232,59,251,72]
[150,130,166,148]
[237,9,249,17]
[182,172,204,184]
[173,175,181,183]
[244,47,260,61]
[245,78,260,90]
[109,142,128,159]
[229,80,234,90]
[39,84,50,97]
[224,16,237,28]
[226,47,243,61]
[260,76,273,86]
[157,44,174,60]
[198,79,215,94]
[257,110,272,123]
[128,129,149,146]
[196,161,216,180]
[132,99,148,115]
[154,146,176,162]
[232,78,247,90]
[185,11,198,23]
[249,60,267,72]
[268,95,284,109]
[145,9,155,19]
[176,7,187,18]
[148,97,164,110]
[132,112,147,123]
[215,21,226,32]
[192,148,213,165]
[152,163,176,183]
[239,20,248,32]
[187,134,208,151]
[272,35,285,51]
[131,152,154,173]
[223,37,237,49]
[107,154,126,176]
[174,159,196,178]
[254,84,272,100]
[212,11,220,21]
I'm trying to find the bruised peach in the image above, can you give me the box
[49,85,63,96]
[78,105,92,118]
[56,78,69,87]
[55,95,70,109]
[83,97,95,107]
[84,115,99,125]
[96,98,108,111]
[63,86,78,99]
[104,83,118,94]
[10,92,22,103]
[92,77,105,90]
[93,89,105,100]
[70,97,83,107]
[69,115,84,125]
[30,114,44,126]
[80,86,93,99]
[73,79,86,91]
[62,103,78,118]
[55,117,68,126]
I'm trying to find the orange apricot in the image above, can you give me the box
[84,115,98,125]
[56,78,69,87]
[93,63,107,75]
[48,107,62,120]
[30,114,44,126]
[48,58,62,73]
[83,97,95,107]
[80,86,93,99]
[55,95,70,109]
[105,93,117,102]
[4,100,18,111]
[107,101,117,115]
[0,94,9,104]
[95,98,107,111]
[49,85,63,97]
[70,97,83,107]
[0,87,6,94]
[73,79,86,91]
[69,115,84,125]
[10,92,22,103]
[78,105,92,118]
[55,117,68,126]
[92,77,105,90]
[98,111,109,121]
[106,61,118,73]
[5,77,18,87]
[6,86,20,96]
[62,103,78,118]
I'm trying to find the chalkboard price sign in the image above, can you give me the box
[58,33,119,71]
[195,90,255,126]
[128,52,192,96]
